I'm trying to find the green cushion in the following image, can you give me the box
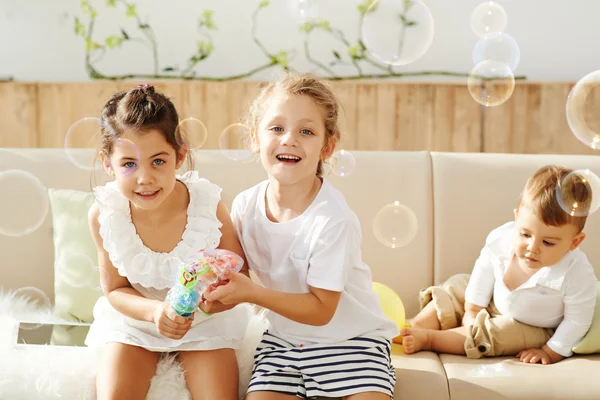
[48,188,102,345]
[573,281,600,354]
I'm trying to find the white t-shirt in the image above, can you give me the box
[465,221,598,357]
[231,179,399,345]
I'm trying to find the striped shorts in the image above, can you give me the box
[247,331,396,399]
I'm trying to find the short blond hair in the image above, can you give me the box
[245,73,341,177]
[518,165,592,232]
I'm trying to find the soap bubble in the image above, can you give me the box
[566,70,600,150]
[60,253,98,288]
[219,123,252,161]
[468,60,515,107]
[361,0,435,66]
[0,170,49,237]
[331,150,356,177]
[470,1,507,38]
[556,169,600,217]
[473,32,520,72]
[175,118,207,150]
[64,117,103,171]
[289,0,320,23]
[373,201,418,248]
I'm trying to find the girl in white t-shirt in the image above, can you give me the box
[204,73,399,399]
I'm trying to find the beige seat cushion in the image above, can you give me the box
[393,347,449,400]
[440,353,600,400]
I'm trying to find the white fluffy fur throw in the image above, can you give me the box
[0,291,269,400]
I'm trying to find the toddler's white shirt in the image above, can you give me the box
[465,221,598,357]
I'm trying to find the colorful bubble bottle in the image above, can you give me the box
[166,248,244,318]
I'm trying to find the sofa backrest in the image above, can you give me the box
[0,149,433,316]
[432,152,600,284]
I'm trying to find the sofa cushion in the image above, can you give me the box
[392,346,449,400]
[440,353,600,400]
[573,281,600,354]
[48,188,103,345]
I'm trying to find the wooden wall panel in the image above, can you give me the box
[0,83,38,148]
[0,80,597,156]
[483,82,597,155]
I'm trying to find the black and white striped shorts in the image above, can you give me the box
[247,331,396,399]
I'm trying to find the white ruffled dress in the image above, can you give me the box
[84,171,251,352]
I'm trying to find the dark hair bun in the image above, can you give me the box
[136,83,155,94]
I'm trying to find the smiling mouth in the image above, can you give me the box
[276,154,302,163]
[135,190,160,198]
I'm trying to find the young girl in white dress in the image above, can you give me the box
[85,84,250,400]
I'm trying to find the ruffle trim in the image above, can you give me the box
[94,171,223,289]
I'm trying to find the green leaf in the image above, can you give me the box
[85,37,102,51]
[197,40,214,56]
[106,0,117,7]
[333,50,341,60]
[299,22,314,33]
[125,4,137,17]
[138,24,149,29]
[403,0,414,12]
[120,28,129,39]
[348,42,365,59]
[74,17,86,36]
[199,9,217,30]
[259,0,270,8]
[163,66,177,72]
[357,0,378,15]
[317,19,331,30]
[405,20,417,27]
[81,1,90,13]
[105,35,123,49]
[271,51,288,67]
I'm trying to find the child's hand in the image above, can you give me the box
[203,269,257,305]
[197,288,235,315]
[152,301,194,340]
[517,344,564,365]
[516,347,552,365]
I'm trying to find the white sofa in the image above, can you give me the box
[1,148,600,400]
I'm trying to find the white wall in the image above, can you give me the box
[0,0,598,82]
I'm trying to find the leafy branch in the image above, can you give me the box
[74,0,527,81]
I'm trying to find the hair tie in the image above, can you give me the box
[135,83,155,94]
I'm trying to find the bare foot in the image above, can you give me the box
[400,327,432,354]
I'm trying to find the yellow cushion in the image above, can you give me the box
[573,281,600,354]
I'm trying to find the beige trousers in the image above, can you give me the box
[419,273,554,359]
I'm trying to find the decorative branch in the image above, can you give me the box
[73,0,527,81]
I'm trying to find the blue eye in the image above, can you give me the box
[123,161,136,168]
[271,127,283,132]
[153,159,165,166]
[301,129,313,135]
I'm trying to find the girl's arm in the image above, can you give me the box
[204,269,342,326]
[88,203,161,322]
[250,284,342,326]
[198,201,250,314]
